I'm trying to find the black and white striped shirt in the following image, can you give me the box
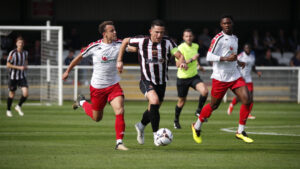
[129,36,177,85]
[7,49,28,80]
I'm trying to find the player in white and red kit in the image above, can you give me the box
[62,21,136,150]
[227,44,262,119]
[191,15,254,144]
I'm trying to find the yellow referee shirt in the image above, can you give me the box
[177,42,199,79]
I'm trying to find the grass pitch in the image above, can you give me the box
[0,101,300,169]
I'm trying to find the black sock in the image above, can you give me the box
[18,96,27,107]
[149,104,160,132]
[141,109,150,126]
[174,105,182,122]
[7,97,13,111]
[196,95,207,113]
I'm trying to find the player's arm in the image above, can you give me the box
[252,65,262,77]
[62,53,83,80]
[117,38,132,73]
[6,55,25,70]
[207,52,237,62]
[186,53,200,64]
[173,51,187,70]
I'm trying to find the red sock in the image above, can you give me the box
[231,97,237,105]
[239,104,250,125]
[198,104,213,122]
[249,102,254,113]
[115,114,125,140]
[82,102,93,119]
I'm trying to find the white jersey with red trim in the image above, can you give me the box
[81,39,121,89]
[207,31,241,82]
[237,51,255,83]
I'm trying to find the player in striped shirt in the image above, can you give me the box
[62,21,136,150]
[6,36,28,117]
[227,44,262,119]
[117,19,187,146]
[191,15,254,144]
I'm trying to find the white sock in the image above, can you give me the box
[79,100,86,107]
[116,139,123,144]
[137,122,145,130]
[153,132,157,138]
[194,118,202,130]
[238,124,245,134]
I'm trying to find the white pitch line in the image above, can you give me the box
[220,126,300,137]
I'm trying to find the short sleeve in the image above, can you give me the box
[129,36,144,48]
[80,42,99,58]
[7,50,15,63]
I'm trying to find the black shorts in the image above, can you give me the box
[177,75,203,98]
[139,80,166,102]
[8,78,28,91]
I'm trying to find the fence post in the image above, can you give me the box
[74,66,78,101]
[298,68,300,104]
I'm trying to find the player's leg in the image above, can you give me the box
[192,79,227,143]
[247,83,255,119]
[174,97,186,129]
[194,81,208,116]
[110,95,128,150]
[7,91,15,117]
[174,78,189,129]
[7,80,17,117]
[15,86,28,116]
[232,81,253,143]
[74,85,106,122]
[227,96,238,115]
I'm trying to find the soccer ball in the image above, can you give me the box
[155,128,173,146]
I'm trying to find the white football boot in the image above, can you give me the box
[6,110,13,117]
[135,122,145,144]
[15,105,24,116]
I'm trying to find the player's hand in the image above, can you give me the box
[257,71,262,78]
[19,66,26,70]
[198,65,205,72]
[237,61,246,69]
[117,61,123,73]
[180,62,188,70]
[227,53,237,61]
[62,71,69,80]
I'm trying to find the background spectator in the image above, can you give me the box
[1,51,8,65]
[290,51,300,66]
[276,29,290,53]
[64,49,75,65]
[289,28,300,52]
[263,31,276,50]
[258,48,279,66]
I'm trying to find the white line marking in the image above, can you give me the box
[221,125,300,137]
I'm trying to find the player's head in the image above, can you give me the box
[244,43,251,54]
[15,36,24,50]
[220,15,234,34]
[150,19,165,43]
[98,21,117,41]
[182,28,194,45]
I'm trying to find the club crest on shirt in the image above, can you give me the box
[102,56,107,61]
[152,49,158,56]
[230,46,233,51]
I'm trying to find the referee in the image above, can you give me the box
[174,29,208,129]
[6,36,29,117]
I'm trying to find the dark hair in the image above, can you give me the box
[151,19,165,28]
[16,36,24,42]
[98,21,114,34]
[220,15,234,22]
[183,28,193,35]
[244,43,251,48]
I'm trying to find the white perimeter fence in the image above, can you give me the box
[1,65,300,104]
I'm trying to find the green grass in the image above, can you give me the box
[0,101,300,169]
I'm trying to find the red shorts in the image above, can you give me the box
[90,83,124,111]
[211,77,246,99]
[246,82,253,92]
